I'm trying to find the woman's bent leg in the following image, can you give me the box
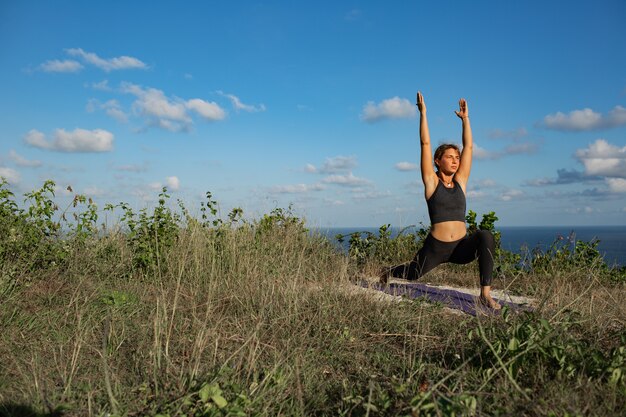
[448,230,495,286]
[448,230,500,308]
[384,235,452,281]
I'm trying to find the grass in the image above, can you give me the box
[0,186,625,416]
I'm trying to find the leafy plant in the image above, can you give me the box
[336,224,426,266]
[256,205,307,236]
[528,232,625,282]
[66,194,99,240]
[468,309,626,386]
[0,179,68,275]
[105,187,181,270]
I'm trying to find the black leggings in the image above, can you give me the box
[387,230,495,286]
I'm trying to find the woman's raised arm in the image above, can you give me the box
[418,92,437,195]
[454,98,473,189]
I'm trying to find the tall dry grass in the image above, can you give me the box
[1,217,625,416]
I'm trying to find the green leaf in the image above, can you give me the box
[198,382,228,408]
[212,393,228,409]
[199,383,211,403]
[609,368,622,385]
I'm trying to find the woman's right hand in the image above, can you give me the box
[416,91,426,114]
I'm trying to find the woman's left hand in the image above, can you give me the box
[454,98,468,119]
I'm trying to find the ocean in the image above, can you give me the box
[313,225,626,267]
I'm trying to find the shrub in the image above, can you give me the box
[0,180,68,273]
[527,232,626,283]
[104,187,182,271]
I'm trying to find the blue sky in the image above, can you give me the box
[1,0,625,227]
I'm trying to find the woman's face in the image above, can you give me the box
[435,149,460,174]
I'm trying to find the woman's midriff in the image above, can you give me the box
[430,221,467,242]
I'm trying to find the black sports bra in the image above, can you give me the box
[426,179,466,224]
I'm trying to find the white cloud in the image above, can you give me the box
[323,172,372,187]
[575,139,626,178]
[473,144,497,160]
[39,59,83,73]
[121,83,227,131]
[361,96,416,123]
[9,150,42,167]
[270,183,325,194]
[23,130,50,148]
[500,189,523,201]
[524,169,602,187]
[543,106,626,131]
[123,83,187,120]
[90,80,111,91]
[477,179,497,188]
[606,178,626,193]
[166,176,180,191]
[319,156,357,174]
[323,198,344,206]
[392,207,413,214]
[148,176,181,192]
[88,99,128,123]
[52,185,73,197]
[132,187,157,202]
[217,91,265,113]
[0,167,20,184]
[66,48,147,72]
[148,182,162,191]
[395,161,418,171]
[304,163,317,173]
[121,83,191,131]
[83,186,106,197]
[23,128,114,152]
[186,99,227,121]
[103,100,129,123]
[466,190,487,199]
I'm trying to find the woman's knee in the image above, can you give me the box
[476,230,495,250]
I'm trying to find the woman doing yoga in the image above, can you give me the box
[381,91,500,309]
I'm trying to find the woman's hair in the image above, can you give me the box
[433,144,461,170]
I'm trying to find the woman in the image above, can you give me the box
[381,92,500,309]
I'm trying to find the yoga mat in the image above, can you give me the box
[359,280,533,316]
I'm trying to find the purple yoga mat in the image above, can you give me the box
[359,280,533,316]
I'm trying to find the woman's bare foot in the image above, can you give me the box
[479,294,502,310]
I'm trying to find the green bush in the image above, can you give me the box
[0,180,68,273]
[104,187,181,271]
[469,309,626,385]
[527,233,626,283]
